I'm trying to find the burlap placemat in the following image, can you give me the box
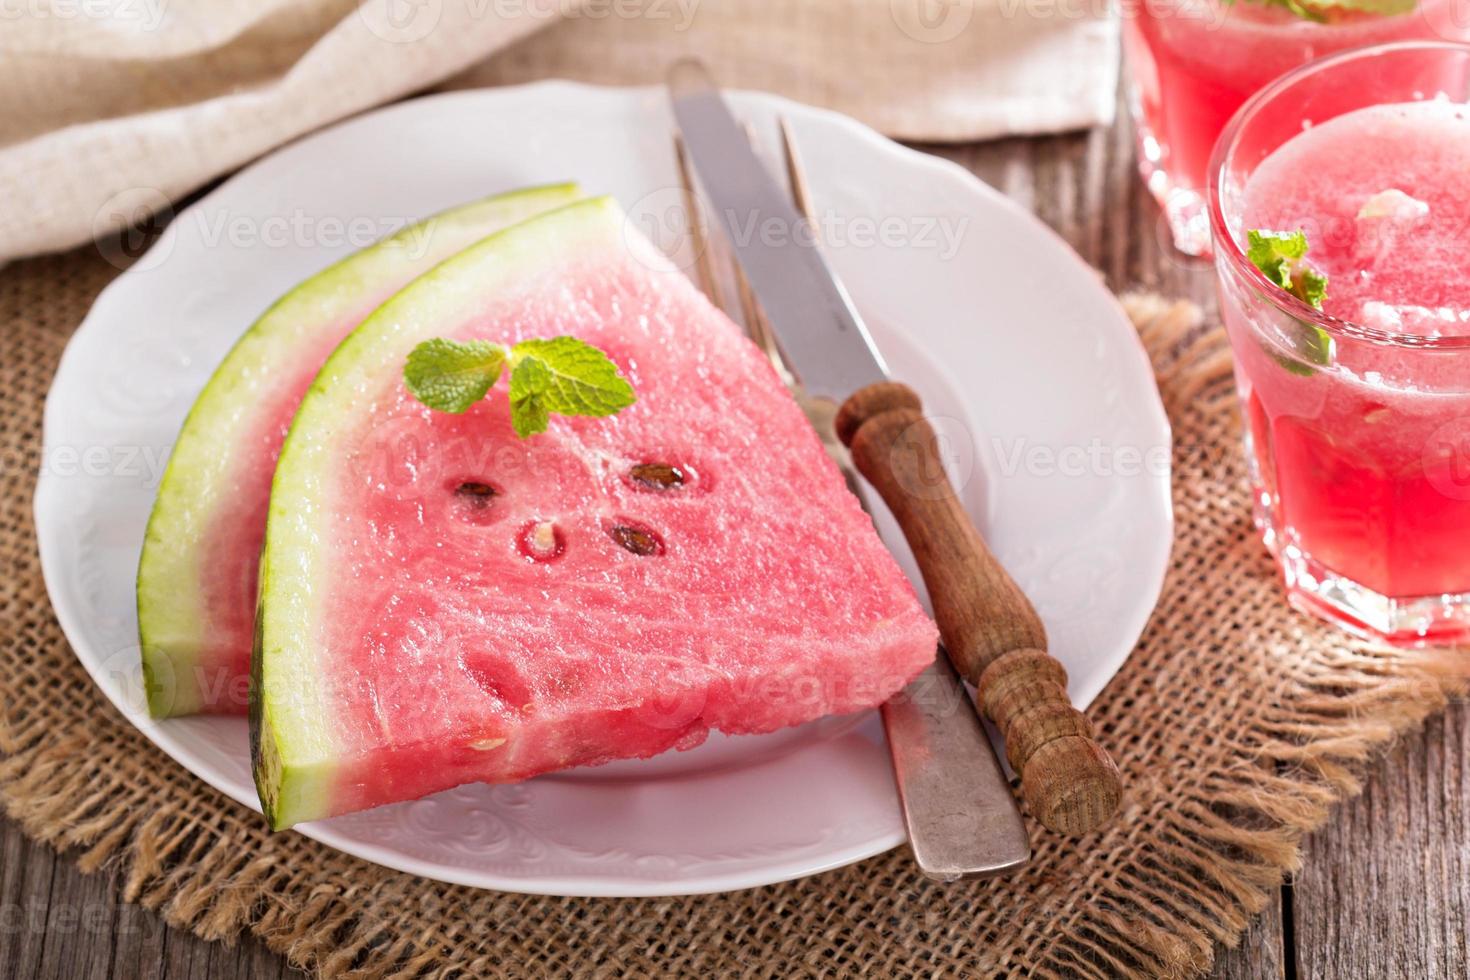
[2,249,1466,978]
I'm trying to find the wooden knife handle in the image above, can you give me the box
[836,381,1121,836]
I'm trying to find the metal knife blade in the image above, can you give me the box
[669,59,1031,879]
[668,59,889,404]
[883,652,1031,880]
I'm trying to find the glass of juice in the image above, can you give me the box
[1210,41,1470,644]
[1124,0,1470,255]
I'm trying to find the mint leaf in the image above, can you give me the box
[1273,326,1333,376]
[1247,230,1320,306]
[1247,229,1334,373]
[1324,0,1418,17]
[1231,0,1414,22]
[404,334,634,438]
[1247,229,1331,313]
[508,337,636,420]
[507,355,554,438]
[403,339,506,414]
[1233,0,1328,22]
[1295,265,1329,311]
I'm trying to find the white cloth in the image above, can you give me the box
[0,0,1117,261]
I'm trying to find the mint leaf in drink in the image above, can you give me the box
[1322,0,1416,13]
[1271,323,1334,377]
[405,335,634,437]
[1247,229,1333,374]
[404,339,506,413]
[1232,0,1414,22]
[1247,229,1330,310]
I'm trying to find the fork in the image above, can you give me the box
[671,123,1032,880]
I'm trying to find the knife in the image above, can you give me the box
[669,60,1123,843]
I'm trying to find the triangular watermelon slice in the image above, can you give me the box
[252,196,938,830]
[138,184,582,717]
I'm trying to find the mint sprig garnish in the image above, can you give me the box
[403,339,506,414]
[1228,0,1414,23]
[404,336,635,437]
[1247,229,1333,376]
[1248,230,1328,310]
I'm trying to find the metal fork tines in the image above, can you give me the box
[670,119,1031,881]
[674,124,845,467]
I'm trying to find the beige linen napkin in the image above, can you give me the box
[0,0,1116,262]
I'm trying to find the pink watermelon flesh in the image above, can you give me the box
[253,198,938,828]
[137,185,580,717]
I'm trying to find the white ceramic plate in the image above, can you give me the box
[36,82,1171,897]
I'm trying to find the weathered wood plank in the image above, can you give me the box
[115,898,170,980]
[1,817,58,980]
[159,918,294,980]
[34,843,121,980]
[1212,888,1288,980]
[1293,699,1470,980]
[0,817,294,980]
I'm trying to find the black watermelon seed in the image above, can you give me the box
[455,482,498,508]
[609,523,663,556]
[628,463,686,490]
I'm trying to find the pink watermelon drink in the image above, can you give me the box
[1123,0,1470,255]
[251,197,938,830]
[1209,42,1470,643]
[138,185,582,717]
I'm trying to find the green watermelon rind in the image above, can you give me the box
[253,196,628,830]
[137,184,582,719]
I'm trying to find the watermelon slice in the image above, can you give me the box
[252,196,938,830]
[138,184,582,717]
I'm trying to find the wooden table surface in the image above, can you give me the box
[3,97,1467,980]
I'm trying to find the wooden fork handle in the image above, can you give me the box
[836,381,1122,836]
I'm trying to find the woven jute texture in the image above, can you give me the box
[2,249,1467,979]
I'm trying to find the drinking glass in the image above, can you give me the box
[1209,41,1470,644]
[1124,0,1470,255]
